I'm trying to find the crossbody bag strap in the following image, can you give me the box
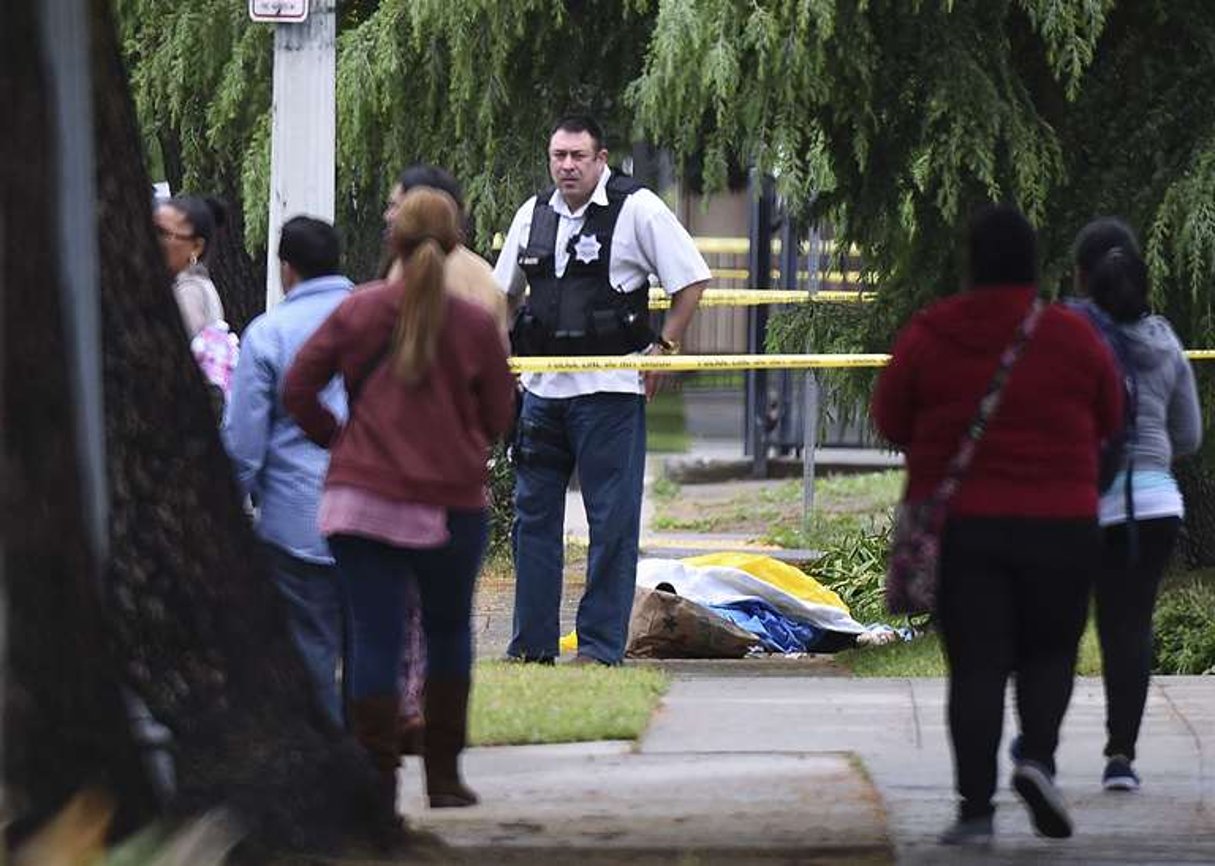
[932,297,1046,506]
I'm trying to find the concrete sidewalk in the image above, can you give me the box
[401,672,1215,864]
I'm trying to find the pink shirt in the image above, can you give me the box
[318,485,448,549]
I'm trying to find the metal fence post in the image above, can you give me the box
[802,370,820,530]
[776,213,800,454]
[801,206,823,530]
[745,172,774,478]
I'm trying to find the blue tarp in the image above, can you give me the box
[709,598,823,654]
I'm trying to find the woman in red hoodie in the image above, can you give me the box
[872,205,1123,847]
[284,189,515,840]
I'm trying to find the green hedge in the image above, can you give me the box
[1153,581,1215,675]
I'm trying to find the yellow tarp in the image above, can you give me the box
[683,552,850,614]
[559,553,849,654]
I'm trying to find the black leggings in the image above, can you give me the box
[938,517,1098,820]
[1096,517,1181,762]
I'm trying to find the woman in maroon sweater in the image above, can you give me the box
[872,205,1123,846]
[284,189,515,839]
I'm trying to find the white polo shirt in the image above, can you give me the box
[493,168,711,399]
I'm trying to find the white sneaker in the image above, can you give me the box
[1012,761,1073,839]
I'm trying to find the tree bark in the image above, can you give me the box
[88,0,378,856]
[207,190,264,334]
[1,0,157,843]
[157,126,184,195]
[1175,459,1215,567]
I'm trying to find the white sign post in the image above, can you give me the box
[257,0,335,307]
[249,0,309,23]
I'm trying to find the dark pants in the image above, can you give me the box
[265,543,344,726]
[508,391,646,664]
[329,510,487,701]
[1096,517,1181,762]
[938,517,1098,820]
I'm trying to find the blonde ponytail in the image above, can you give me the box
[389,188,462,383]
[392,240,446,382]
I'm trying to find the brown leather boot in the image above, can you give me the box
[348,694,406,849]
[398,713,425,756]
[423,679,479,808]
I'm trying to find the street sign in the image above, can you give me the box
[249,0,308,23]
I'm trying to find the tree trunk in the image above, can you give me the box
[88,0,378,856]
[1174,458,1215,567]
[1,0,157,843]
[207,190,265,334]
[157,126,184,195]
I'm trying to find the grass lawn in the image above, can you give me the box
[650,470,903,547]
[646,389,689,453]
[839,618,1105,677]
[469,662,670,746]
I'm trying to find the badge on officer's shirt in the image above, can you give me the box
[573,233,602,264]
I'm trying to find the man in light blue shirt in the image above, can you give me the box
[223,216,351,724]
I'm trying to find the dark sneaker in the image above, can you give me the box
[1103,755,1141,792]
[499,653,555,666]
[1012,762,1073,839]
[938,815,993,847]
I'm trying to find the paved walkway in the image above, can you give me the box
[450,441,1214,862]
[404,672,1215,864]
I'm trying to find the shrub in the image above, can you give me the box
[810,524,891,624]
[487,443,515,559]
[1153,582,1215,675]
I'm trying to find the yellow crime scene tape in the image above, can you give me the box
[692,237,861,257]
[510,349,1215,374]
[649,288,875,308]
[711,267,862,283]
[491,234,861,257]
[509,353,892,373]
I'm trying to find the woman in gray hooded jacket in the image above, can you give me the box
[1084,243,1202,793]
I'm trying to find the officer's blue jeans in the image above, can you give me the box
[329,510,487,701]
[508,391,646,664]
[265,543,344,726]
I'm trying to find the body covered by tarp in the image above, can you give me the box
[628,587,760,658]
[709,599,822,653]
[637,554,866,635]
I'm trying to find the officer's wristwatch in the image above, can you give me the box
[655,337,681,355]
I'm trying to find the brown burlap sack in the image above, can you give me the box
[625,586,759,659]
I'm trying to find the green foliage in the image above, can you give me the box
[634,0,1215,364]
[116,0,271,242]
[650,476,681,500]
[1153,581,1215,675]
[809,523,891,625]
[117,1,1215,337]
[488,443,515,559]
[762,470,902,550]
[118,1,657,280]
[838,630,947,677]
[840,617,1105,677]
[765,300,881,428]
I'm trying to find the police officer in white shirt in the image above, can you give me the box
[494,115,709,665]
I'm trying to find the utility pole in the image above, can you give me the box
[256,0,336,307]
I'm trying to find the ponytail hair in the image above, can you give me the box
[1089,247,1150,324]
[390,188,461,383]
